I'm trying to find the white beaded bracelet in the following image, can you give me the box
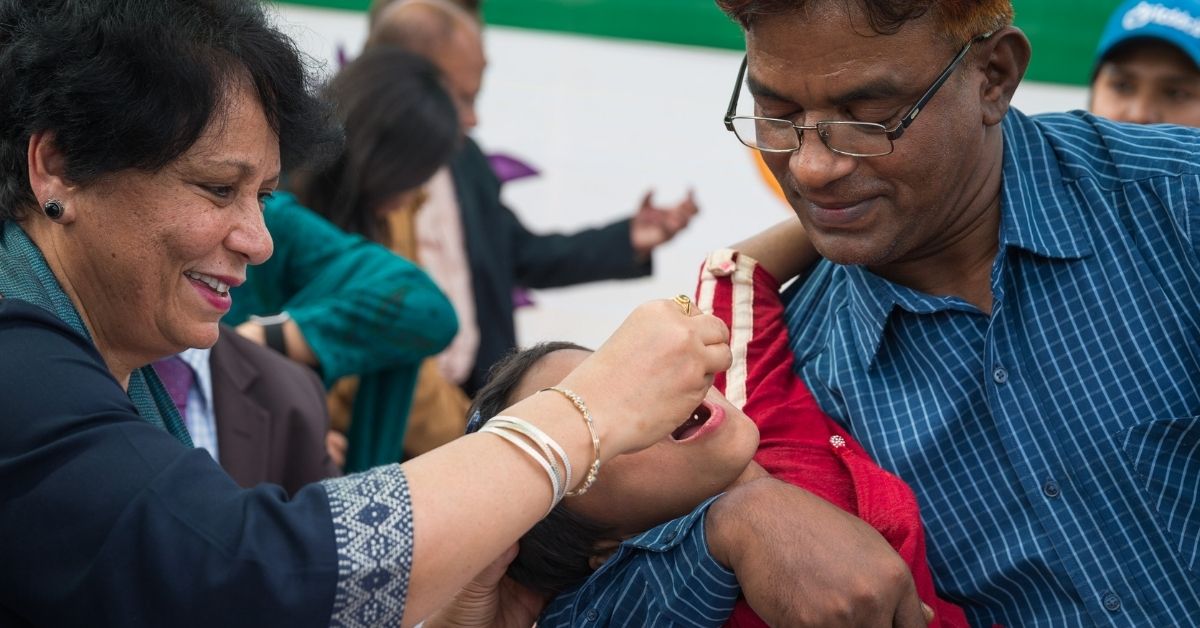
[487,416,573,499]
[479,423,562,515]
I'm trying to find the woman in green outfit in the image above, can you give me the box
[227,48,463,471]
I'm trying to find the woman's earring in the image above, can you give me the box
[43,199,65,220]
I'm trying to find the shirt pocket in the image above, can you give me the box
[1118,415,1200,574]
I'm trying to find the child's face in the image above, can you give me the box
[512,349,760,537]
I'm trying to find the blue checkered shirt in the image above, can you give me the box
[539,496,739,627]
[785,109,1200,627]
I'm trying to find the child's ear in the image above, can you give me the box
[587,539,622,571]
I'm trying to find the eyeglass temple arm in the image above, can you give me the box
[724,55,748,131]
[886,31,993,141]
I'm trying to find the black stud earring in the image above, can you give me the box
[43,199,64,220]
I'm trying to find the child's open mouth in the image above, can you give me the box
[671,400,722,441]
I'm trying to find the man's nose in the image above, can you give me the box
[787,131,858,193]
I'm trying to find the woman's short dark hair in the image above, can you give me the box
[467,341,617,598]
[0,0,339,220]
[290,46,460,242]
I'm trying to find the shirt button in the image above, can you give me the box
[665,530,677,541]
[1042,479,1061,499]
[1102,591,1121,612]
[585,609,599,622]
[992,366,1009,384]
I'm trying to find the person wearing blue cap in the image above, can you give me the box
[1092,0,1200,125]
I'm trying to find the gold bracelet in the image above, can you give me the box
[540,386,601,496]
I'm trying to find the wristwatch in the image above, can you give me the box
[249,312,291,355]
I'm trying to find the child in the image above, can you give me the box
[465,239,968,627]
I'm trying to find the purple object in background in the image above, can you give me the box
[487,152,541,309]
[487,152,540,184]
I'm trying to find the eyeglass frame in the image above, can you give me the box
[722,31,994,157]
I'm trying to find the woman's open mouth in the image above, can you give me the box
[671,399,725,442]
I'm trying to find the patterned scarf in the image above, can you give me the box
[0,220,193,446]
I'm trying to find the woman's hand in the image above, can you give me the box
[423,545,546,628]
[558,298,731,457]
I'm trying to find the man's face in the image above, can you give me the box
[1091,40,1200,127]
[746,5,998,267]
[434,25,486,131]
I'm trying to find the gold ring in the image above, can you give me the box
[673,294,692,315]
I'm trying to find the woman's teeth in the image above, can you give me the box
[184,271,229,295]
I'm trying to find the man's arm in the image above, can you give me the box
[705,477,930,628]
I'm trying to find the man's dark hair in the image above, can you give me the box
[289,47,459,242]
[715,0,1014,43]
[0,0,340,221]
[467,341,617,598]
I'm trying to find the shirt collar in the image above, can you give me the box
[843,268,980,369]
[840,109,1093,369]
[622,494,721,553]
[177,347,213,411]
[997,109,1094,261]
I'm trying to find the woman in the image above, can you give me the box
[0,1,729,626]
[226,47,463,472]
[291,47,458,246]
[287,47,470,463]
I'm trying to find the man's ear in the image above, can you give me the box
[978,26,1032,126]
[587,539,622,571]
[26,131,78,223]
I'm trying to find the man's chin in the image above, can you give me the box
[813,237,897,268]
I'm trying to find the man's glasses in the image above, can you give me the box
[723,32,993,158]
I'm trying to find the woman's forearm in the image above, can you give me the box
[399,299,731,624]
[235,319,319,367]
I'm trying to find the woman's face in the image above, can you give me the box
[57,83,277,363]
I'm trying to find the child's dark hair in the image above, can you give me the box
[467,341,616,597]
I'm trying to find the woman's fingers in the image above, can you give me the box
[560,299,732,457]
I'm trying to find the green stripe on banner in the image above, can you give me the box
[276,0,1129,86]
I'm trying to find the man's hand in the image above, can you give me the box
[630,189,699,258]
[422,544,547,628]
[706,478,930,627]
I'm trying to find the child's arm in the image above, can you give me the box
[696,245,817,416]
[730,217,818,284]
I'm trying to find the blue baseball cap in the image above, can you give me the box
[1095,0,1200,70]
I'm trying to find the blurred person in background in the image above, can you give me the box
[289,47,473,460]
[367,0,700,396]
[1091,0,1200,126]
[152,325,342,494]
[225,48,462,471]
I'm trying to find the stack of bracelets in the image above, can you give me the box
[478,385,601,515]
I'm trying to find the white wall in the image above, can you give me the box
[272,5,1090,350]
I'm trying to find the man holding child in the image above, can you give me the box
[445,1,1200,626]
